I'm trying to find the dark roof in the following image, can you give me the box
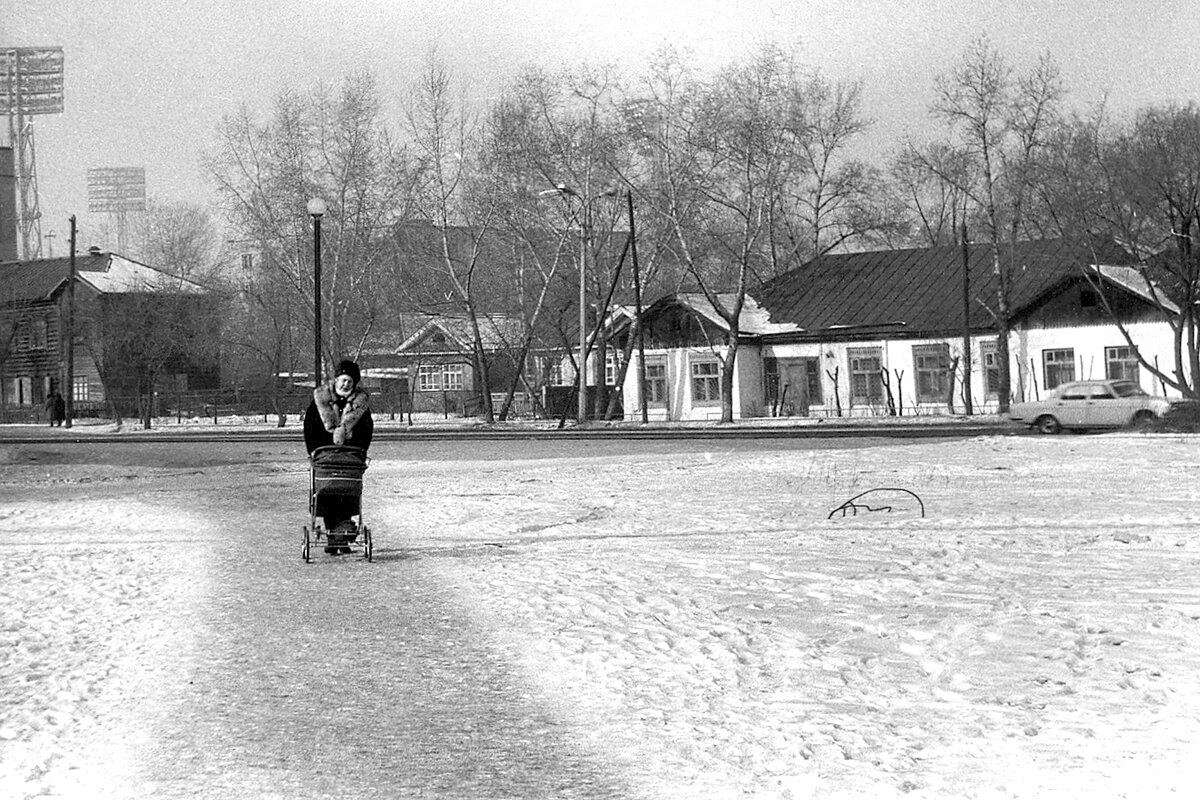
[1,255,81,302]
[1,251,206,303]
[756,238,1136,337]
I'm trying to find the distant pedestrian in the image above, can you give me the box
[45,390,65,427]
[304,360,373,554]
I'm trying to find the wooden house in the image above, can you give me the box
[0,250,220,420]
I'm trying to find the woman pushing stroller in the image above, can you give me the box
[304,359,374,554]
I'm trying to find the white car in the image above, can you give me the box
[1008,379,1171,434]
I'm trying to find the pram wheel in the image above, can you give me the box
[363,525,373,562]
[302,525,312,563]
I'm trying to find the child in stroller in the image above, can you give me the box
[304,360,374,555]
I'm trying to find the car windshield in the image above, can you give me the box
[1111,381,1147,398]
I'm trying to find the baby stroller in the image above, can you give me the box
[303,445,373,562]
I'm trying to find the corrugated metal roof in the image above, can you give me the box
[756,238,1137,334]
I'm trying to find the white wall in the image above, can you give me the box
[763,338,995,418]
[1011,320,1186,401]
[618,318,1185,422]
[623,346,759,421]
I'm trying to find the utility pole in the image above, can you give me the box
[627,191,647,423]
[961,221,973,415]
[64,214,75,428]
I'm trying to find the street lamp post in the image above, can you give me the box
[307,197,327,387]
[539,184,589,423]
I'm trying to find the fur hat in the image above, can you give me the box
[334,359,361,385]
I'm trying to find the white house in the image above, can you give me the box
[611,239,1187,421]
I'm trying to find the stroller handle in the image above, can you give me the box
[310,445,367,458]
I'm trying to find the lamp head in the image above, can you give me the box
[306,197,327,218]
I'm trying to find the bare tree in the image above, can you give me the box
[1036,103,1200,397]
[631,48,797,422]
[770,71,892,272]
[401,54,507,422]
[206,71,420,384]
[929,36,1064,412]
[889,141,974,247]
[485,64,636,420]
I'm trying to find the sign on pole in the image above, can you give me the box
[87,167,147,212]
[1,47,65,116]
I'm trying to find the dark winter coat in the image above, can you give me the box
[303,383,373,454]
[45,393,65,422]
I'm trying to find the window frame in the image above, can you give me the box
[1104,345,1139,383]
[847,347,883,406]
[980,341,1001,399]
[417,363,443,392]
[416,362,465,392]
[690,359,721,405]
[441,363,465,391]
[30,317,48,350]
[644,360,668,405]
[912,343,951,404]
[1042,348,1076,390]
[604,348,620,387]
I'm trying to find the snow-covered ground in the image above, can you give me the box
[1,431,1198,799]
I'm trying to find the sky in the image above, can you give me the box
[6,0,1200,254]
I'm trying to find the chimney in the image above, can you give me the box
[0,147,16,262]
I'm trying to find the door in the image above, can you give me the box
[1085,383,1128,427]
[776,359,812,416]
[1053,383,1091,427]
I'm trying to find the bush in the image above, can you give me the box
[1155,400,1200,432]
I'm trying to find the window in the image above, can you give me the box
[848,347,883,405]
[691,360,720,403]
[31,317,48,350]
[1043,348,1075,390]
[441,364,464,390]
[913,343,951,403]
[803,358,823,406]
[240,252,254,272]
[73,376,90,402]
[605,349,620,386]
[417,363,465,391]
[1105,345,1139,383]
[980,342,1001,399]
[417,364,441,391]
[544,359,566,386]
[9,377,33,406]
[763,357,779,404]
[645,361,667,404]
[1059,384,1089,400]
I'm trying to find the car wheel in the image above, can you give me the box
[1131,410,1156,430]
[1035,415,1061,435]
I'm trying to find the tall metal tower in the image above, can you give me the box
[87,166,146,253]
[2,47,64,261]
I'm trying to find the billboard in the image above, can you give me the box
[1,47,65,116]
[87,166,147,212]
